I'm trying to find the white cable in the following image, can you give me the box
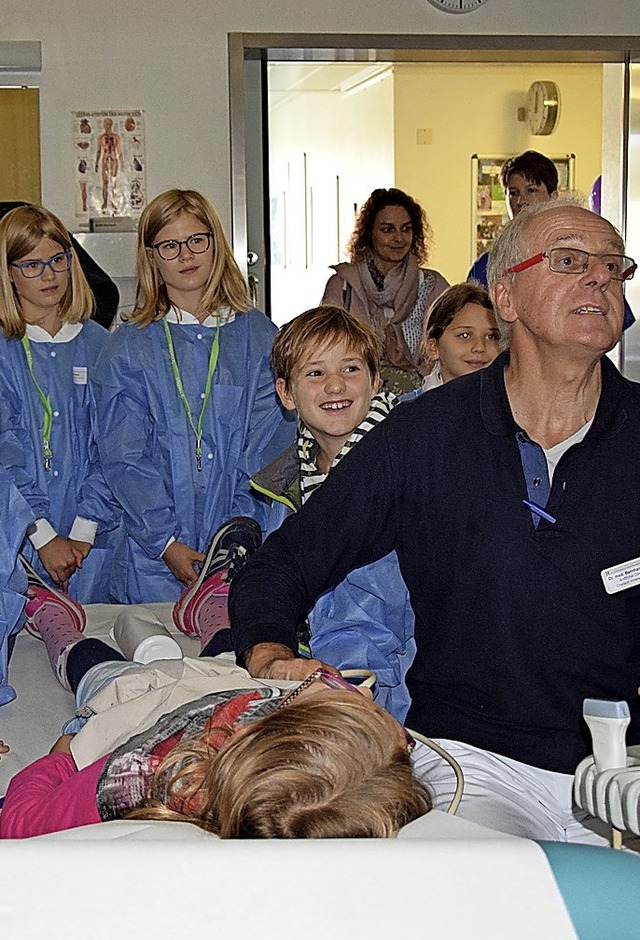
[339,671,464,815]
[407,729,465,815]
[341,668,377,689]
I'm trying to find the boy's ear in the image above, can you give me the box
[373,371,383,394]
[275,377,297,412]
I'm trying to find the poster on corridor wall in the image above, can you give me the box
[72,109,146,223]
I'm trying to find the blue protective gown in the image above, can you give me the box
[0,320,121,603]
[0,474,33,707]
[93,309,294,604]
[251,442,415,723]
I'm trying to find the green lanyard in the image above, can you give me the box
[21,335,53,471]
[163,318,220,472]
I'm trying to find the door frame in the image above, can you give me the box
[228,33,640,325]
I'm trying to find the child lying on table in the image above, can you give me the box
[0,590,430,839]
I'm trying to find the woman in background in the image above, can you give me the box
[322,187,448,394]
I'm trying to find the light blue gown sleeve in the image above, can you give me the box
[74,403,123,534]
[0,350,51,522]
[309,551,415,723]
[228,312,295,522]
[0,474,34,707]
[93,326,177,560]
[74,322,123,534]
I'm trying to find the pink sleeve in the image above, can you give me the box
[0,752,108,839]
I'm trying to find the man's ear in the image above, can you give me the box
[491,278,518,325]
[275,377,297,412]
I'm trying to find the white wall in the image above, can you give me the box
[2,0,639,233]
[269,72,394,323]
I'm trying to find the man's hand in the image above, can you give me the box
[38,536,84,590]
[244,642,337,680]
[163,541,205,585]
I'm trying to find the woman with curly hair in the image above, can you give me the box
[322,188,449,394]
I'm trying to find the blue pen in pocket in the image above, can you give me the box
[523,499,556,524]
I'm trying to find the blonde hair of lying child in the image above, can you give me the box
[129,694,431,838]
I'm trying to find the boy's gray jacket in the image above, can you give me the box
[250,441,300,517]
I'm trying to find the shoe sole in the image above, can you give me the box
[194,517,262,594]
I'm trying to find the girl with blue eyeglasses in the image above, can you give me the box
[0,205,120,602]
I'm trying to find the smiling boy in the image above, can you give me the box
[252,304,395,515]
[249,305,415,720]
[265,304,386,489]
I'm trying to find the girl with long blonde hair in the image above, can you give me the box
[93,189,292,603]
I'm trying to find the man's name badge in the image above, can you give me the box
[601,557,640,594]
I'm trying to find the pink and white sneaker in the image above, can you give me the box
[172,516,262,638]
[20,554,86,639]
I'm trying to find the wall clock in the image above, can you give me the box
[425,0,489,12]
[526,80,561,136]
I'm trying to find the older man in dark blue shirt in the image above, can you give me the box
[230,202,639,843]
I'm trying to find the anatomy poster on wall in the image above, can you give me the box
[72,110,146,221]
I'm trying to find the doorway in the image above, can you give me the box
[229,35,640,373]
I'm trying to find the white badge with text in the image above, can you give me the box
[601,556,640,594]
[72,366,88,385]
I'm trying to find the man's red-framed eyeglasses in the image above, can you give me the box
[505,247,636,281]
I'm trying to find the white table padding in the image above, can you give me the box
[0,822,577,939]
